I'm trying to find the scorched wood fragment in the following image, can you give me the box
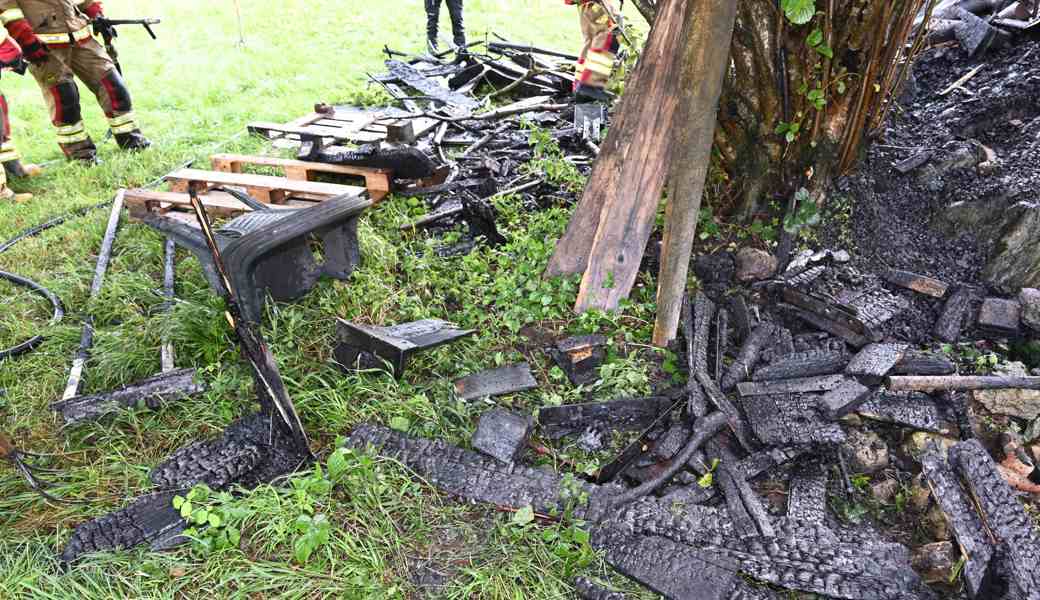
[60,491,188,564]
[857,393,956,435]
[471,409,533,464]
[846,343,909,384]
[950,440,1040,599]
[891,352,957,376]
[574,577,629,600]
[787,467,829,524]
[752,349,848,382]
[721,323,775,391]
[453,363,538,400]
[883,269,949,298]
[819,378,873,419]
[384,60,480,112]
[50,368,205,425]
[591,527,740,600]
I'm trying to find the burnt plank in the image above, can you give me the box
[976,298,1021,335]
[752,349,848,382]
[693,292,716,376]
[841,288,909,339]
[920,449,995,598]
[883,269,949,298]
[845,343,909,384]
[550,335,608,386]
[60,491,188,564]
[819,378,873,419]
[935,286,980,343]
[385,60,480,112]
[454,363,538,400]
[697,371,756,451]
[787,307,872,348]
[709,440,775,538]
[721,323,775,391]
[950,440,1040,599]
[538,397,674,439]
[574,577,629,600]
[891,352,957,376]
[591,527,739,600]
[742,394,845,446]
[738,374,847,397]
[51,368,205,425]
[737,446,811,480]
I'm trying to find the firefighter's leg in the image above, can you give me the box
[71,39,150,151]
[29,48,96,163]
[0,93,42,179]
[0,152,31,202]
[425,0,442,53]
[575,3,596,92]
[445,0,466,49]
[575,1,619,102]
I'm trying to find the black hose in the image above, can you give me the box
[0,200,112,256]
[0,270,65,360]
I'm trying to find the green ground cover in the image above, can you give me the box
[0,1,663,597]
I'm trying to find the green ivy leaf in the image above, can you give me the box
[697,472,714,488]
[328,448,348,481]
[806,28,823,48]
[172,496,185,510]
[179,501,193,519]
[390,416,410,432]
[512,505,535,527]
[208,514,222,528]
[781,0,816,25]
[815,44,834,59]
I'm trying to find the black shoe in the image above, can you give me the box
[3,159,42,179]
[574,84,611,103]
[427,37,440,55]
[115,130,152,151]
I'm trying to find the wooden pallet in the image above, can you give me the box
[248,107,439,145]
[123,189,299,224]
[164,168,365,204]
[209,153,392,202]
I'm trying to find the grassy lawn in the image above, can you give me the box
[0,0,660,598]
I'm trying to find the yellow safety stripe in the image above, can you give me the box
[36,26,91,45]
[110,121,137,134]
[0,149,19,162]
[583,53,614,76]
[107,113,136,128]
[0,8,24,24]
[55,121,88,144]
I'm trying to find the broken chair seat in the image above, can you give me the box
[143,192,372,323]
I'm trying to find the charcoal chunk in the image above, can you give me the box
[538,397,674,440]
[935,286,981,343]
[550,335,607,386]
[857,392,956,435]
[883,269,948,298]
[472,408,533,464]
[454,363,538,400]
[845,343,909,384]
[787,466,829,524]
[819,378,874,419]
[722,323,776,391]
[976,298,1021,336]
[891,352,957,376]
[574,577,629,600]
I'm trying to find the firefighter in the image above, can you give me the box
[1,94,43,180]
[567,0,620,102]
[0,29,32,201]
[425,0,465,55]
[0,0,150,163]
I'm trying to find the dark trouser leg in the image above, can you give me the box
[72,39,150,151]
[446,0,465,48]
[426,0,441,52]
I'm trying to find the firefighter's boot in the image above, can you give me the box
[62,137,99,165]
[425,0,441,54]
[115,129,151,151]
[446,0,466,50]
[3,159,43,179]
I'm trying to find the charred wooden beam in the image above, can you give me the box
[591,527,740,600]
[697,372,756,452]
[752,349,848,382]
[950,440,1040,598]
[50,368,205,426]
[721,323,775,392]
[549,335,607,386]
[538,397,674,440]
[692,292,716,376]
[574,577,629,600]
[935,286,981,343]
[786,465,829,524]
[886,375,1040,392]
[708,440,775,538]
[472,409,534,464]
[737,445,811,480]
[737,374,847,397]
[883,269,949,298]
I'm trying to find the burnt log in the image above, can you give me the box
[886,375,1040,392]
[857,392,956,435]
[693,292,716,375]
[697,372,756,451]
[786,466,829,524]
[574,577,630,600]
[549,335,608,387]
[743,394,845,446]
[752,349,848,382]
[935,286,980,343]
[721,323,775,391]
[60,491,188,564]
[708,440,775,539]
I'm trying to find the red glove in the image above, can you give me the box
[0,35,21,68]
[83,2,104,20]
[5,20,47,64]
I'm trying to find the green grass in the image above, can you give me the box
[0,1,663,598]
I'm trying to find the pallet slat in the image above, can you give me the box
[209,153,391,202]
[165,168,365,203]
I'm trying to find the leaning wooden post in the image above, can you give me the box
[651,0,739,347]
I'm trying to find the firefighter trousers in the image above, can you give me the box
[577,0,619,90]
[28,37,138,156]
